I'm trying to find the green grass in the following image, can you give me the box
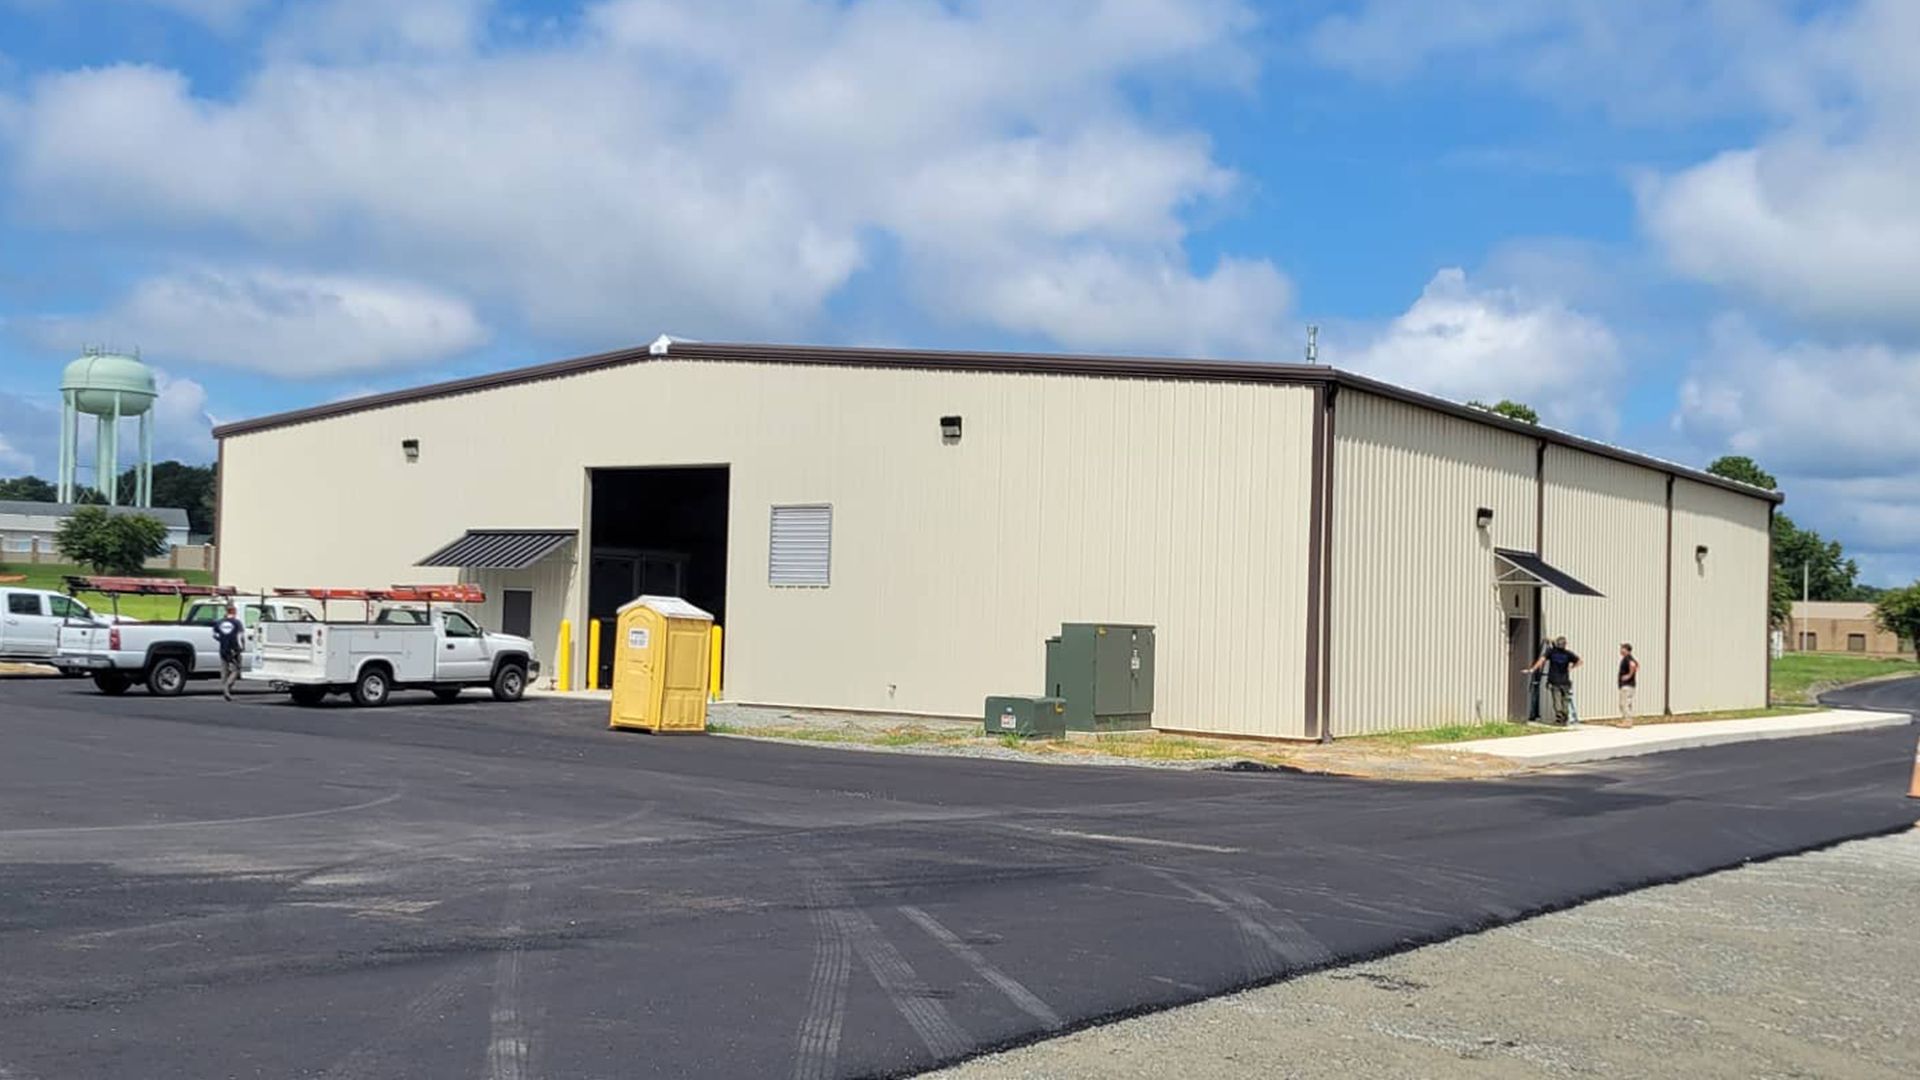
[1089,733,1236,761]
[1358,721,1537,748]
[1771,652,1920,704]
[0,561,214,622]
[706,721,977,748]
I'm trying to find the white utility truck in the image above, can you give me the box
[249,585,538,707]
[1,584,110,672]
[53,576,318,696]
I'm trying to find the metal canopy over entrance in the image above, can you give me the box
[417,529,576,570]
[1494,548,1603,597]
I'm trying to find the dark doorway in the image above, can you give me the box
[502,589,533,639]
[1507,615,1535,721]
[588,467,729,688]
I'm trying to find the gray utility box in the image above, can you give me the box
[1045,623,1155,732]
[985,695,1067,738]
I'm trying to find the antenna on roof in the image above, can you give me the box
[1305,325,1319,365]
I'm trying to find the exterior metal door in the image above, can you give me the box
[1507,615,1534,721]
[501,589,533,639]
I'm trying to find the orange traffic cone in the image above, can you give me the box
[1909,738,1920,800]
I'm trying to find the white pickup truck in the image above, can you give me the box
[251,606,538,707]
[1,586,111,672]
[56,598,317,696]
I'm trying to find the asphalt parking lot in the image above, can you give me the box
[2,676,1915,1079]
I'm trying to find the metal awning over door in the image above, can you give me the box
[1494,548,1602,597]
[417,529,576,570]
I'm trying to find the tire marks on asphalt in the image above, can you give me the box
[1149,867,1335,982]
[486,881,533,1080]
[897,905,1063,1031]
[792,869,973,1075]
[791,878,853,1080]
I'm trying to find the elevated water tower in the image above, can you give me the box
[58,348,157,507]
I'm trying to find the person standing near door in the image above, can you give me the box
[1617,643,1640,728]
[1526,637,1582,725]
[212,605,245,702]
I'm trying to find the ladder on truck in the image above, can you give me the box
[63,575,237,622]
[271,584,486,622]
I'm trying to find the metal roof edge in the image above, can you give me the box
[211,337,1780,505]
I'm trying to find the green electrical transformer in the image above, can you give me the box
[1045,623,1155,732]
[984,695,1068,738]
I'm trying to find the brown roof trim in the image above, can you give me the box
[212,337,1784,504]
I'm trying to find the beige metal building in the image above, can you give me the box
[214,340,1778,738]
[1788,601,1910,658]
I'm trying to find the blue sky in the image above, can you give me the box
[2,0,1918,582]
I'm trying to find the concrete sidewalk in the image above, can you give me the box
[1437,708,1910,765]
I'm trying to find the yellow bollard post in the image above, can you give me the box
[586,619,602,691]
[708,624,724,701]
[554,619,572,692]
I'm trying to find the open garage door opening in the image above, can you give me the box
[588,467,729,689]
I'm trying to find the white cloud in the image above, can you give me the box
[1638,1,1920,329]
[1329,268,1622,430]
[1674,316,1920,584]
[1675,316,1920,481]
[3,0,1283,355]
[1307,0,1816,124]
[39,267,488,377]
[266,0,490,60]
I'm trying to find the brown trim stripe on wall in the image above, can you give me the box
[212,438,224,584]
[1765,503,1776,707]
[1663,474,1675,715]
[1318,384,1339,742]
[1303,383,1328,740]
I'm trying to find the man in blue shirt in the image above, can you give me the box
[212,605,245,702]
[1526,637,1582,726]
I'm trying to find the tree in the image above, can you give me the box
[0,475,57,502]
[54,507,170,575]
[1874,585,1920,663]
[1772,513,1859,601]
[115,461,217,535]
[1706,455,1778,491]
[1468,399,1539,425]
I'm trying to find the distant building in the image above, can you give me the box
[1787,600,1909,657]
[0,500,191,559]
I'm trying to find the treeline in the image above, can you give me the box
[0,461,217,536]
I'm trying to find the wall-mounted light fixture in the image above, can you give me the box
[939,415,963,445]
[402,438,420,463]
[1475,506,1495,530]
[1695,543,1710,563]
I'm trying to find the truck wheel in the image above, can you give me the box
[491,663,527,703]
[146,657,189,697]
[92,672,131,696]
[432,688,463,703]
[290,686,326,707]
[351,667,391,707]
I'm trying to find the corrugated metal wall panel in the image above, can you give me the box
[220,362,1317,735]
[1669,479,1770,713]
[1541,446,1668,719]
[1328,392,1537,736]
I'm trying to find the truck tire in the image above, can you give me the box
[491,662,528,703]
[290,686,326,707]
[432,688,463,703]
[92,671,131,695]
[146,657,189,697]
[351,666,391,707]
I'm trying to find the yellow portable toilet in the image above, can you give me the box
[609,596,714,733]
